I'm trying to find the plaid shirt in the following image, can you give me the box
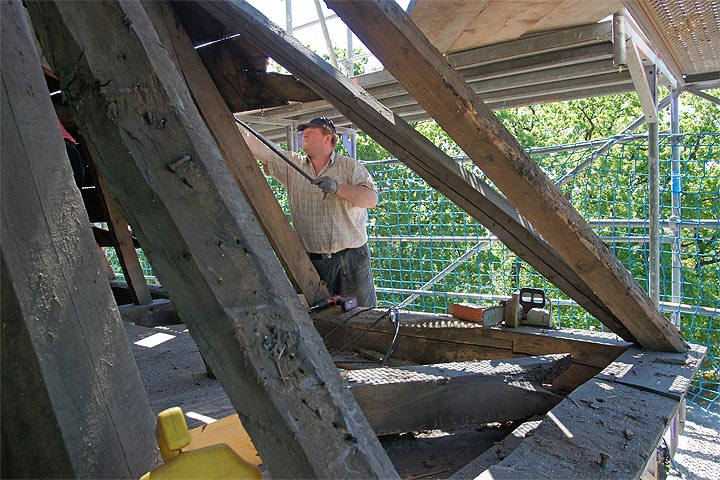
[265,151,376,254]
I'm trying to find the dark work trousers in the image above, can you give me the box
[309,244,377,308]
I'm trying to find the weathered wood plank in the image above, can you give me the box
[118,298,182,327]
[193,0,635,341]
[596,344,706,400]
[348,355,570,435]
[475,345,704,479]
[408,0,489,53]
[483,326,631,368]
[314,309,516,365]
[409,0,620,54]
[147,0,329,306]
[479,381,680,479]
[96,172,153,305]
[313,309,632,391]
[82,139,152,304]
[26,1,396,478]
[81,140,150,298]
[326,0,686,352]
[0,2,156,476]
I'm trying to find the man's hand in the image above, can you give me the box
[312,176,339,195]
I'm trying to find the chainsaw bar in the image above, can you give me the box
[481,305,505,328]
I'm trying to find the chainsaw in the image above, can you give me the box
[448,288,552,328]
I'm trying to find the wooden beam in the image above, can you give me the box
[172,1,320,112]
[118,299,182,327]
[595,345,705,401]
[477,344,705,478]
[147,0,329,306]
[80,136,149,301]
[348,355,570,435]
[0,1,156,476]
[93,167,153,305]
[185,355,569,450]
[193,0,635,341]
[25,1,396,478]
[313,308,632,393]
[326,0,686,352]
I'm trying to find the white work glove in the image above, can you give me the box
[312,176,339,195]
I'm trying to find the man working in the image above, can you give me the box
[242,116,378,307]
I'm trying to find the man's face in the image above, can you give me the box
[300,126,330,153]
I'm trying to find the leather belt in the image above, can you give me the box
[307,246,361,260]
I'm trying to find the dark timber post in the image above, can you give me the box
[0,1,157,476]
[143,0,329,307]
[25,1,396,477]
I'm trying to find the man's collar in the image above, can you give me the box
[303,150,336,165]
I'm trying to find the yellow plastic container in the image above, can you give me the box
[142,407,262,480]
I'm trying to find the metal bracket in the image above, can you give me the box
[626,37,658,122]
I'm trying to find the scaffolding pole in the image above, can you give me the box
[670,88,683,325]
[647,64,660,307]
[314,0,338,69]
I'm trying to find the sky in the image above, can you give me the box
[245,0,412,73]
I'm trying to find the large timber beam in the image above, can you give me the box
[26,1,396,478]
[327,0,686,352]
[0,2,156,476]
[171,1,321,112]
[348,355,571,435]
[192,0,634,340]
[478,344,705,478]
[145,0,328,306]
[313,308,632,393]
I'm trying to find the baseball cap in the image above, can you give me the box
[297,116,336,135]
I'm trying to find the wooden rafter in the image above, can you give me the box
[192,0,636,341]
[326,0,686,352]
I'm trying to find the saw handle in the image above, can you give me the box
[519,288,546,315]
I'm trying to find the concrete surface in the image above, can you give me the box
[667,404,720,480]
